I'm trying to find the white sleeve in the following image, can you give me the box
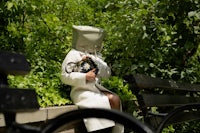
[60,50,87,87]
[90,55,111,78]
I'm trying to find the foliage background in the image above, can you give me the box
[0,0,200,131]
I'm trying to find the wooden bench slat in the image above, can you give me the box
[146,110,200,128]
[0,51,30,75]
[142,94,200,107]
[0,88,39,112]
[134,74,200,92]
[166,111,200,126]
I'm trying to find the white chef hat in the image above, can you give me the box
[72,25,106,53]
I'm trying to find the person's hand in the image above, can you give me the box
[82,55,89,61]
[86,69,96,81]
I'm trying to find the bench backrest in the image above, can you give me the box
[0,51,39,113]
[127,74,200,108]
[125,74,200,128]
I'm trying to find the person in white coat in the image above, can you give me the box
[61,25,124,133]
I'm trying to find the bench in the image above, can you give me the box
[124,74,200,132]
[0,51,40,127]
